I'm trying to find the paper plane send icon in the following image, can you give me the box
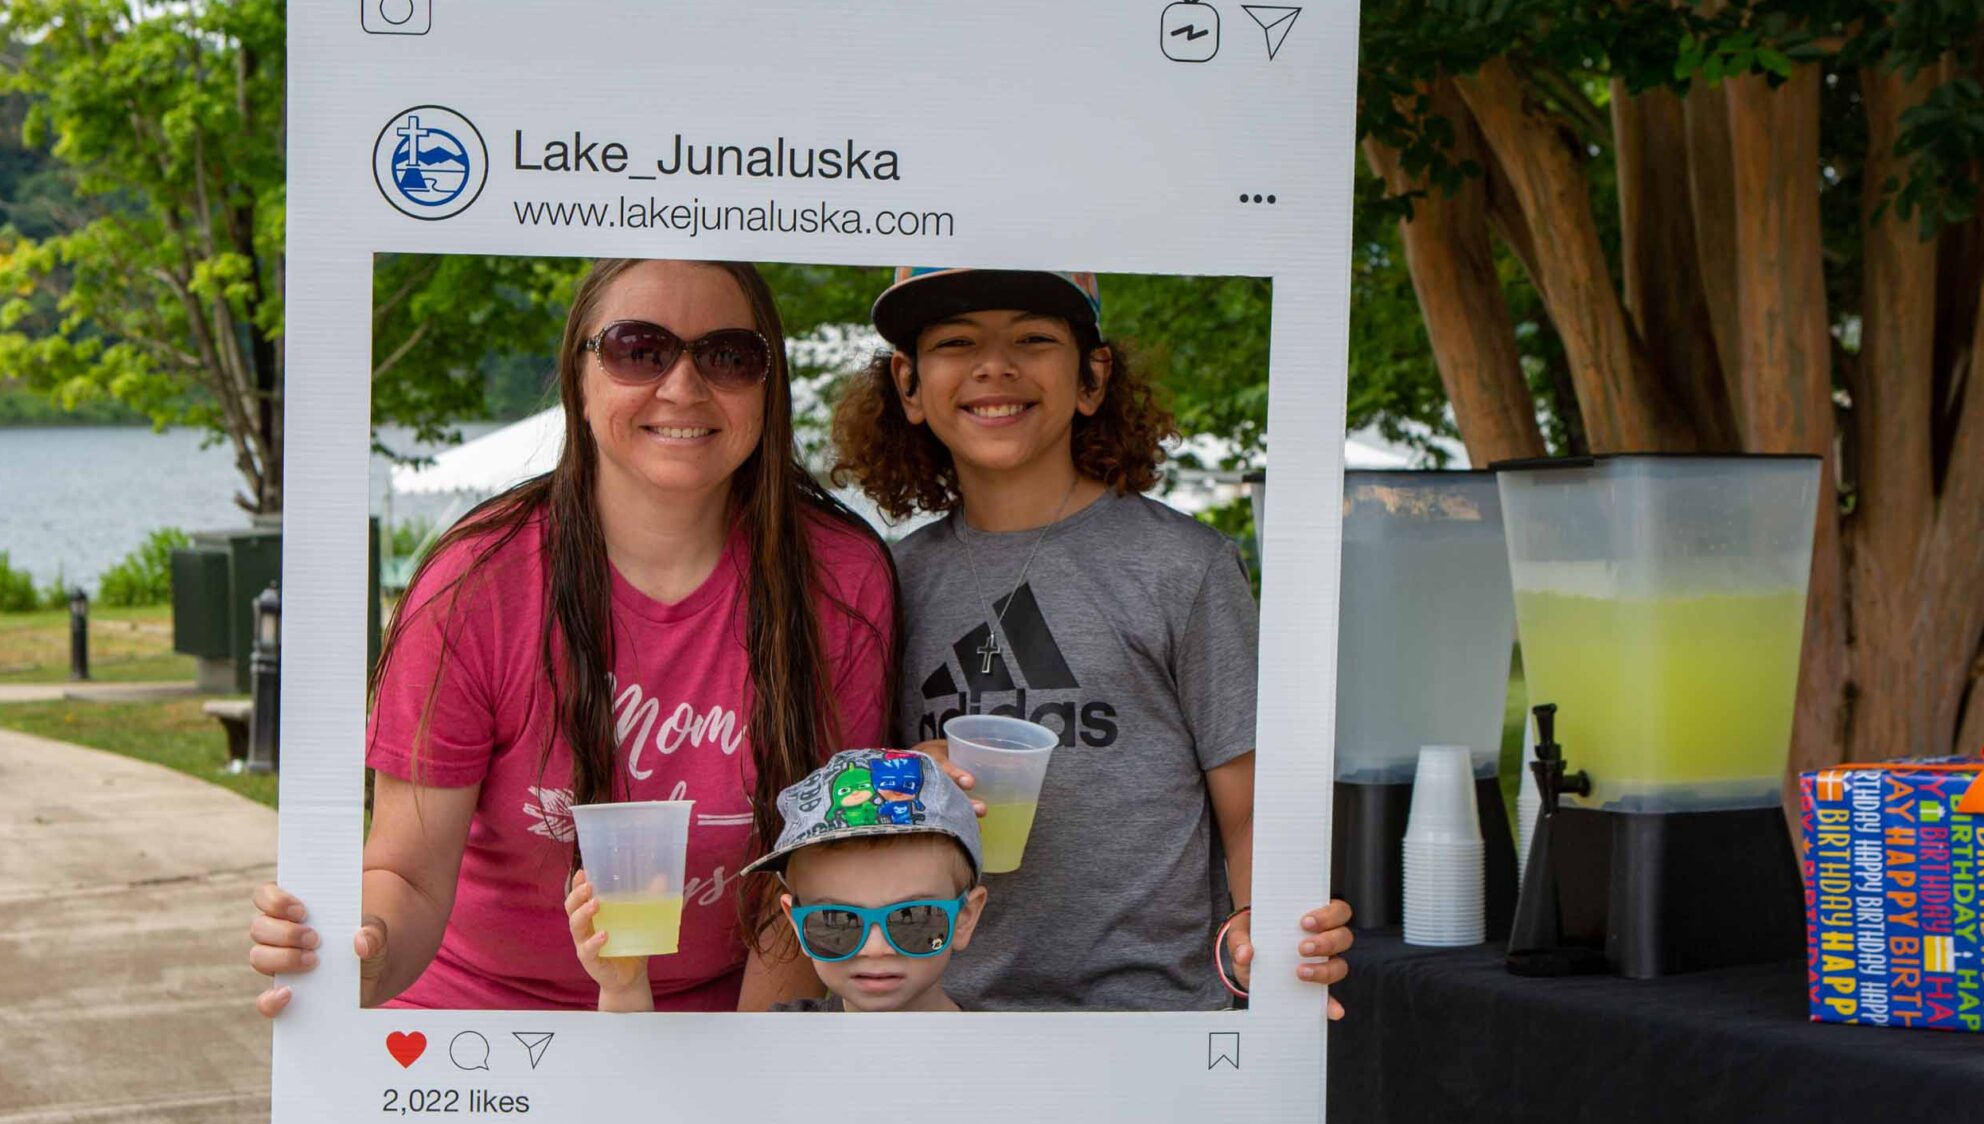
[512,1031,554,1070]
[1242,5,1300,59]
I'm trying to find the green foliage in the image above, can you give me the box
[384,517,434,562]
[370,254,590,448]
[1195,497,1263,599]
[0,551,39,612]
[1359,1,1984,238]
[0,0,287,508]
[37,569,70,611]
[96,528,189,608]
[1890,78,1984,236]
[1101,273,1273,465]
[0,379,140,425]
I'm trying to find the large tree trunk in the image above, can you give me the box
[1362,79,1546,466]
[1612,83,1741,451]
[1724,68,1848,792]
[1456,56,1697,453]
[1847,65,1945,761]
[1683,79,1744,428]
[1386,55,1984,794]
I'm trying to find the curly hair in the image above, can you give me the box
[830,332,1177,520]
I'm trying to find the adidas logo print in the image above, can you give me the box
[916,583,1120,748]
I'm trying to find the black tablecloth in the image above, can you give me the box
[1326,931,1983,1123]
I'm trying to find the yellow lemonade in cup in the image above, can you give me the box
[944,715,1059,874]
[593,894,686,957]
[569,800,695,957]
[976,802,1041,874]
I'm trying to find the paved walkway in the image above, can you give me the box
[0,727,272,1122]
[0,682,208,705]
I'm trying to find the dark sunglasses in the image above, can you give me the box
[582,320,772,391]
[788,894,970,962]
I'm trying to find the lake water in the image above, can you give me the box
[1,425,498,592]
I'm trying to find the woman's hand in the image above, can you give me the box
[248,882,389,1016]
[909,738,986,817]
[564,870,654,1011]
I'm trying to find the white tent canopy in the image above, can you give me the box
[390,407,1464,498]
[390,407,567,498]
[382,408,1465,568]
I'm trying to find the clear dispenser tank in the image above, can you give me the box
[1334,471,1516,783]
[1494,455,1819,811]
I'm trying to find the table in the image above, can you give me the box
[1326,931,1983,1122]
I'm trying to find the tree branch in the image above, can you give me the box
[371,319,432,384]
[1455,55,1694,452]
[1363,77,1545,466]
[373,258,443,327]
[1612,80,1740,450]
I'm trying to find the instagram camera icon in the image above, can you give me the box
[362,0,431,36]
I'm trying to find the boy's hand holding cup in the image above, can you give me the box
[907,738,986,817]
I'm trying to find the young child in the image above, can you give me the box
[567,750,987,1013]
[831,268,1352,1012]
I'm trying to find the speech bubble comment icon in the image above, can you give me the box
[449,1030,491,1071]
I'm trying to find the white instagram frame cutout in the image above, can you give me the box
[281,2,1357,1119]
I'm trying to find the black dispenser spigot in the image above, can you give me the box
[1529,703,1590,814]
[1506,702,1607,977]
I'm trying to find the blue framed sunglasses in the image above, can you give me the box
[788,894,971,962]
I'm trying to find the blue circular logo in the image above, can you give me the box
[374,106,487,221]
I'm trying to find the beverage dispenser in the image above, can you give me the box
[1497,454,1819,978]
[1330,471,1520,934]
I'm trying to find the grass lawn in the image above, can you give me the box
[0,604,196,684]
[0,696,275,807]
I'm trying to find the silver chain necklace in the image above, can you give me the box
[958,477,1081,676]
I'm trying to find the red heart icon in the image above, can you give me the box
[386,1031,427,1068]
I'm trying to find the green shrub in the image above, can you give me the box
[386,516,435,561]
[0,552,39,612]
[40,570,73,611]
[96,528,190,608]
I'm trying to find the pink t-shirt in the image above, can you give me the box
[365,510,893,1011]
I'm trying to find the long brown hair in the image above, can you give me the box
[830,326,1176,519]
[370,258,895,948]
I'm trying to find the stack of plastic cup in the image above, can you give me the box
[1516,712,1541,884]
[1402,745,1487,947]
[571,800,694,958]
[944,714,1058,874]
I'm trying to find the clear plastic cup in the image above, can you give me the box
[944,715,1059,874]
[1403,836,1486,947]
[1404,746,1482,845]
[571,800,694,958]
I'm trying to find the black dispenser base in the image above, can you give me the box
[1517,805,1805,979]
[1332,777,1519,938]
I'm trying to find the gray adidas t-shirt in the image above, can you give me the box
[893,490,1258,1010]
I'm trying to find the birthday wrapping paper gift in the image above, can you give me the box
[1800,761,1983,1032]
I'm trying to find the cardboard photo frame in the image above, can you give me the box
[279,2,1357,1118]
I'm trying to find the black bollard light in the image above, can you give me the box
[246,582,281,775]
[68,587,90,681]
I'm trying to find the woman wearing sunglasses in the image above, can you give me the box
[247,259,896,1013]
